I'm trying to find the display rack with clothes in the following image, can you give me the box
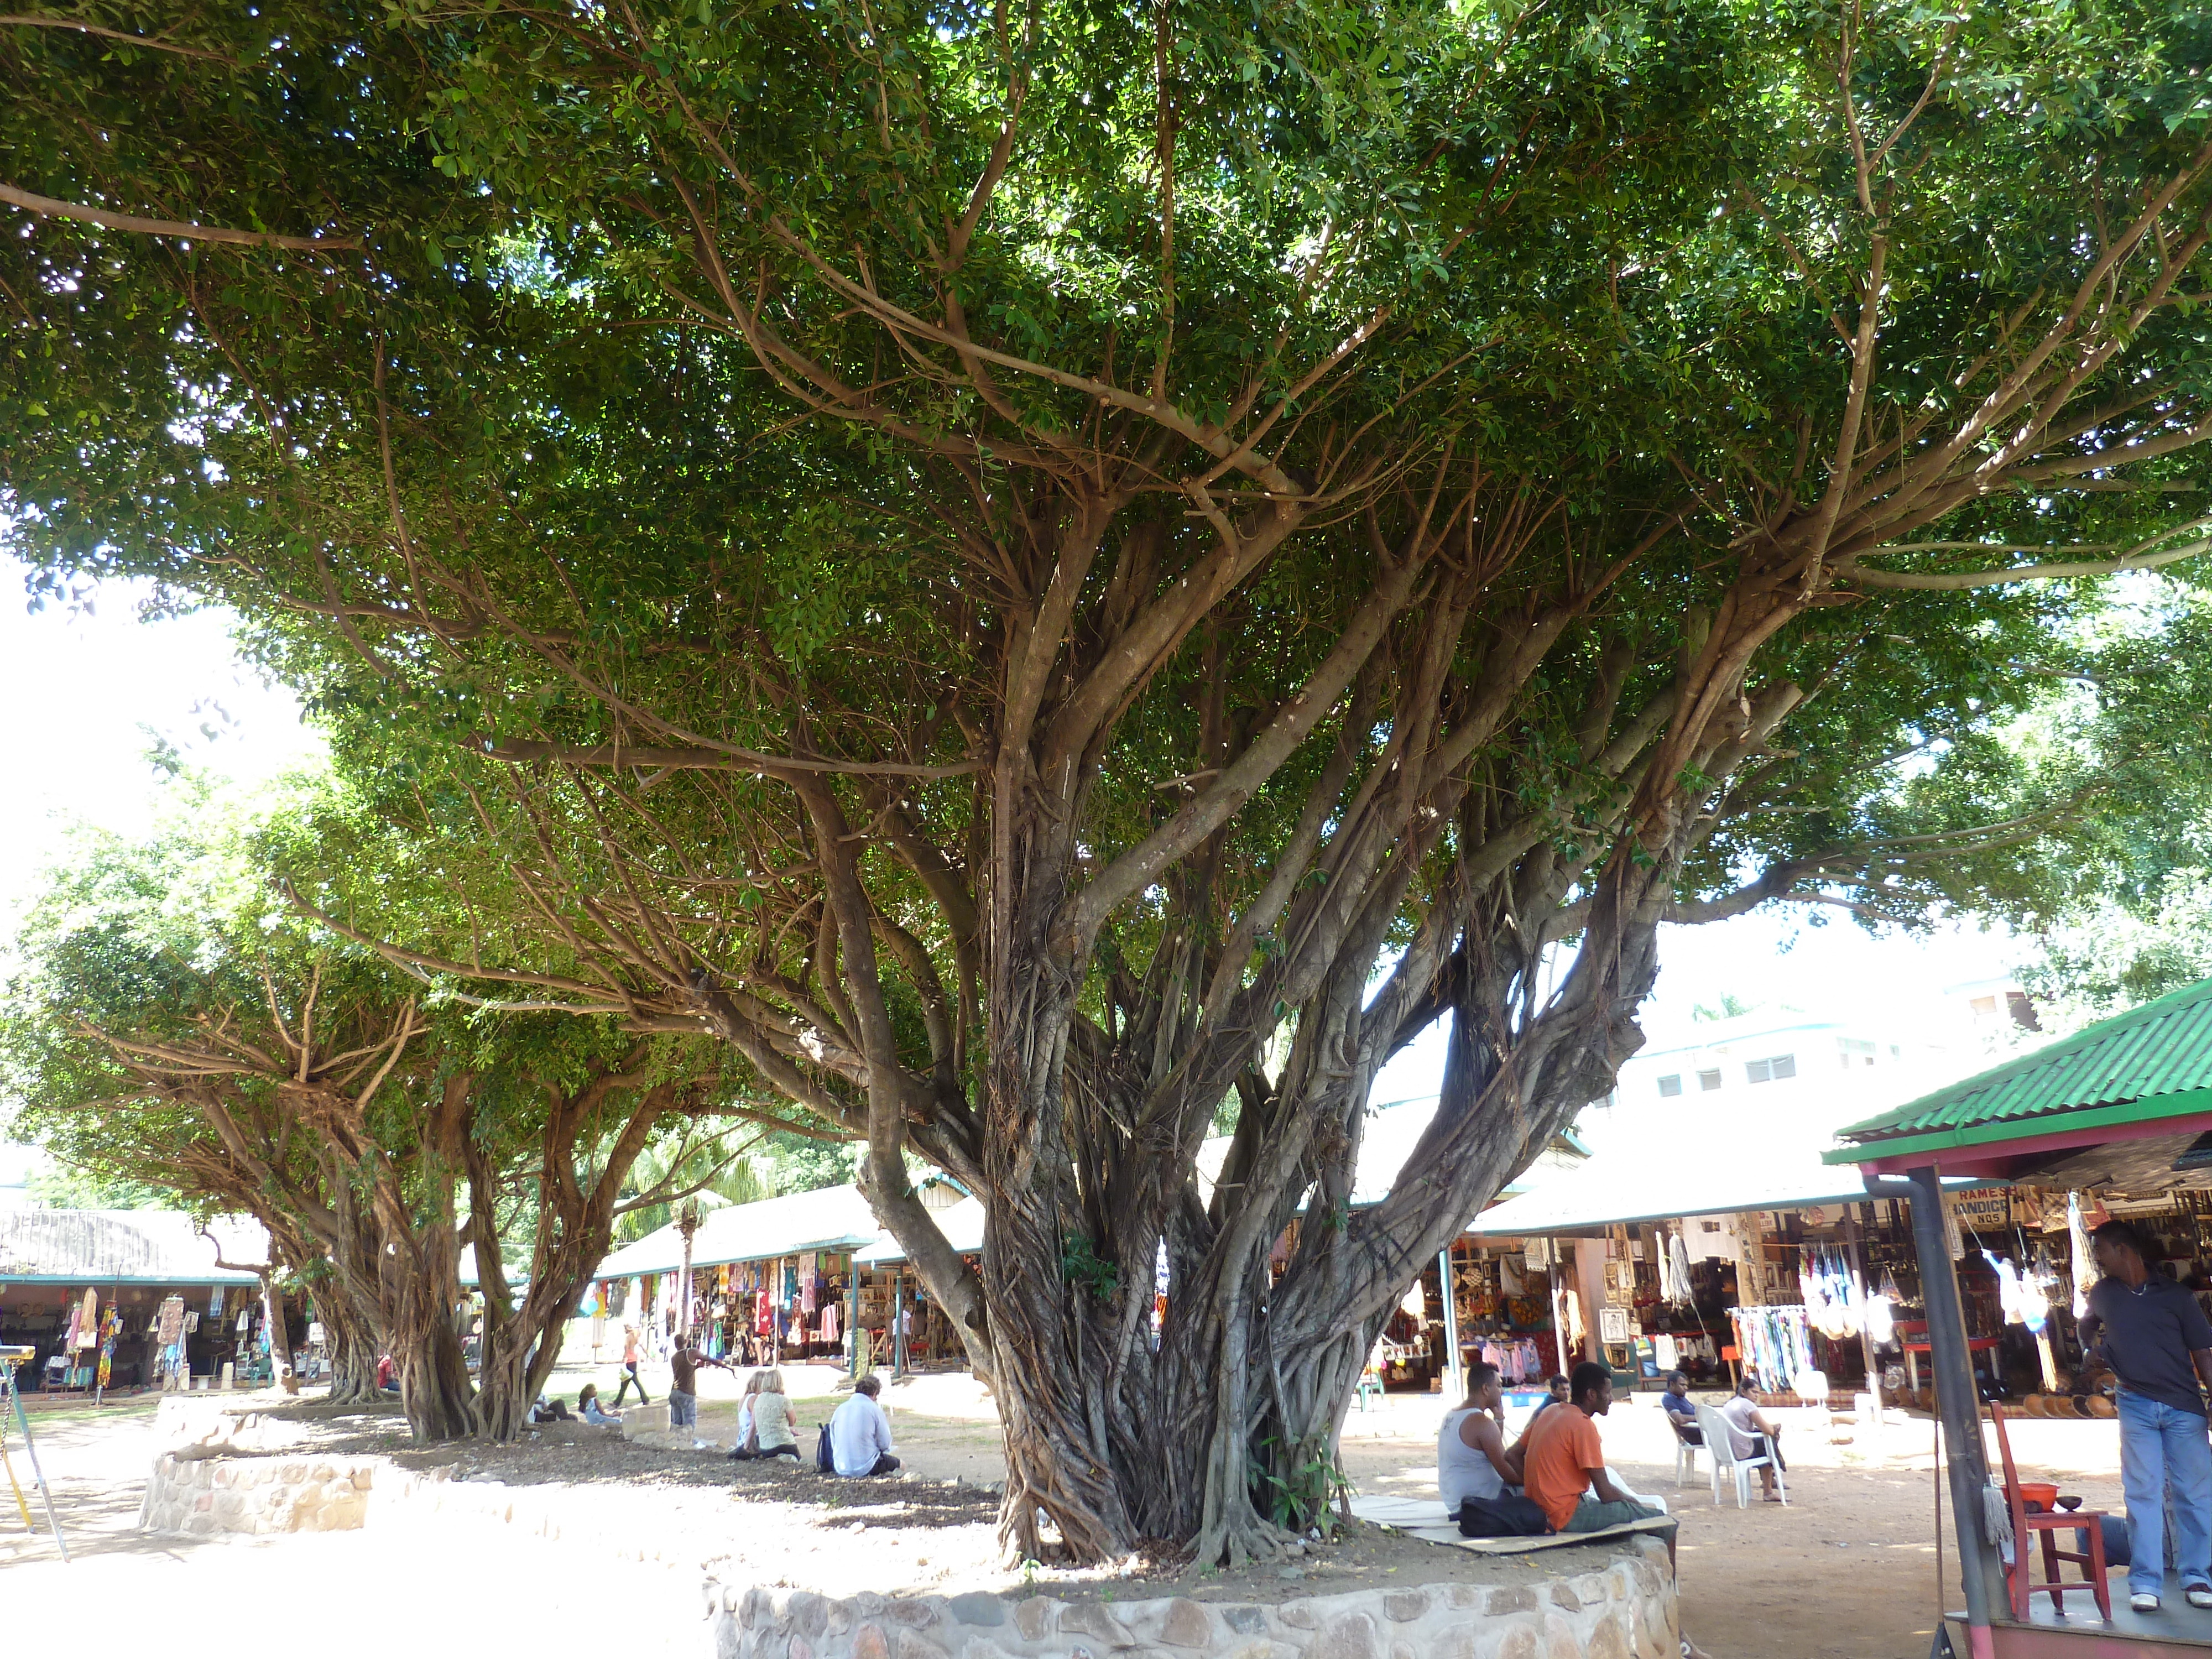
[1728,1304,1813,1392]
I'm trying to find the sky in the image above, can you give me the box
[0,551,326,930]
[1365,904,2021,1108]
[0,543,2022,1120]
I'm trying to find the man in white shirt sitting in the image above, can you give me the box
[830,1373,901,1478]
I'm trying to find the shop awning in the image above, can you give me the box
[0,1210,267,1285]
[1828,975,2212,1178]
[1473,1141,1986,1236]
[854,1196,985,1266]
[592,1184,881,1280]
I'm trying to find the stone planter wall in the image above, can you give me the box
[704,1543,1677,1659]
[138,1447,379,1535]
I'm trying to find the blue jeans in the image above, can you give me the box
[2116,1391,2212,1597]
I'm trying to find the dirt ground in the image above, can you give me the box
[0,1360,2140,1658]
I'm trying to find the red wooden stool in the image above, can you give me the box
[1990,1403,2112,1622]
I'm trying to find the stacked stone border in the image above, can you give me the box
[705,1543,1679,1659]
[133,1397,1678,1659]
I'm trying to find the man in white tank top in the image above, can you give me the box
[1437,1362,1525,1512]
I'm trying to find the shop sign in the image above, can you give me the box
[1952,1193,2013,1230]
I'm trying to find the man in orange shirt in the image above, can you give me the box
[1522,1361,1677,1566]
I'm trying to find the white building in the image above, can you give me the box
[1578,1008,1943,1163]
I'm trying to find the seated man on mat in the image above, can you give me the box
[1438,1361,1526,1515]
[1523,1362,1678,1566]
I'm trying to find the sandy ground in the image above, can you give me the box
[1333,1383,2130,1659]
[0,1362,2140,1658]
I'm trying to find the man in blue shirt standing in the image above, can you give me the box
[2081,1219,2212,1614]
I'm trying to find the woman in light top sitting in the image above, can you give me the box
[577,1383,621,1426]
[728,1369,768,1458]
[745,1368,801,1461]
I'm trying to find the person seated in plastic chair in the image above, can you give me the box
[1524,1362,1678,1567]
[1660,1371,1702,1447]
[1715,1376,1785,1503]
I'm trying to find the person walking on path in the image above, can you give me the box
[2081,1218,2212,1614]
[611,1324,650,1406]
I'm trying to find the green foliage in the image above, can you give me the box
[1250,1433,1347,1535]
[6,0,2212,1543]
[1061,1230,1121,1303]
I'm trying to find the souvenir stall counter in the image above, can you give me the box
[1578,1223,1726,1391]
[0,1279,247,1394]
[1445,1236,1562,1389]
[696,1251,853,1366]
[1826,972,2212,1657]
[855,1264,970,1372]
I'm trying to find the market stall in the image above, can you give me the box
[1829,973,2212,1657]
[1475,1139,2000,1404]
[0,1212,270,1396]
[590,1185,880,1370]
[852,1195,984,1374]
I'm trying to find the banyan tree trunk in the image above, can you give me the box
[395,1313,476,1439]
[971,889,1662,1565]
[319,1293,382,1406]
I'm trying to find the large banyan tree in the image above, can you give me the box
[6,0,2212,1558]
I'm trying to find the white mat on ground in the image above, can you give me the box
[1347,1494,1674,1556]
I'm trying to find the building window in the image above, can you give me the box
[1657,1074,1683,1097]
[1745,1053,1797,1084]
[1698,1068,1723,1092]
[1839,1037,1877,1068]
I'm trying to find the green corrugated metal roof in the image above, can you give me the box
[1834,975,2212,1146]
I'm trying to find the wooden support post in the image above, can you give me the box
[1438,1246,1463,1401]
[1903,1166,2002,1658]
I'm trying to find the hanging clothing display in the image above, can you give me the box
[1729,1305,1813,1392]
[1655,1232,1682,1303]
[1797,1245,1862,1339]
[2068,1191,2095,1319]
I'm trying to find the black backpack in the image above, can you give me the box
[816,1422,836,1474]
[1455,1494,1551,1537]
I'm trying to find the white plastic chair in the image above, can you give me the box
[1794,1369,1832,1439]
[1694,1401,1787,1508]
[1666,1407,1702,1487]
[1673,1430,1700,1488]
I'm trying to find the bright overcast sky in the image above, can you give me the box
[0,550,327,932]
[0,546,2017,1095]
